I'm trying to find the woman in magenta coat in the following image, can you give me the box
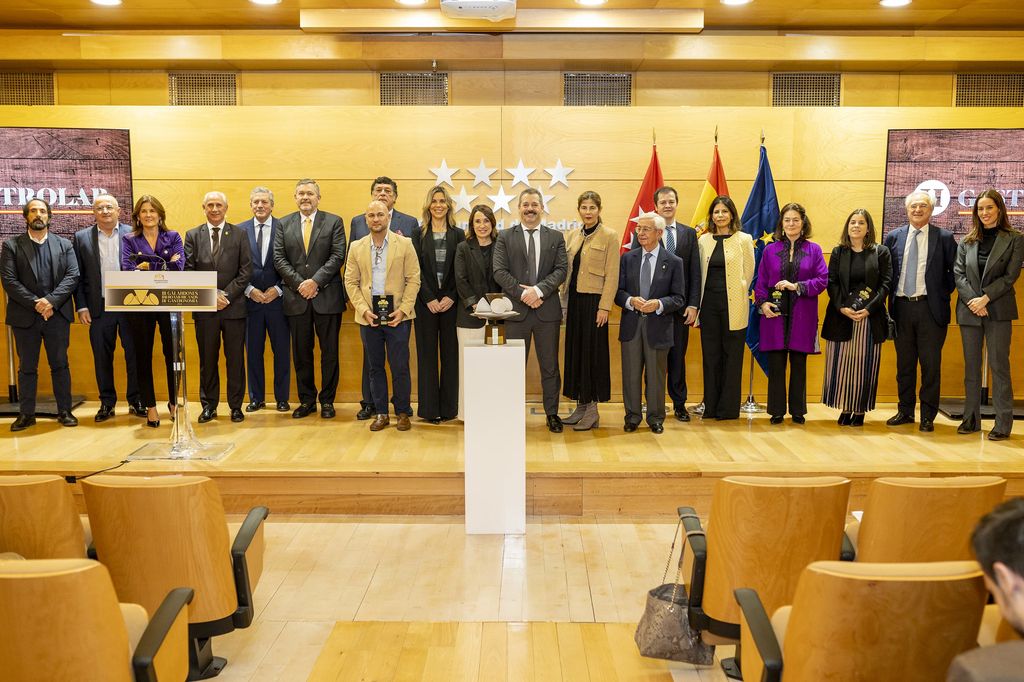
[753,202,828,424]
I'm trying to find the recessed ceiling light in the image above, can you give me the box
[576,0,608,6]
[250,0,282,5]
[720,0,752,6]
[90,0,122,6]
[879,0,911,6]
[397,0,428,5]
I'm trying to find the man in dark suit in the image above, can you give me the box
[630,185,701,422]
[617,213,686,434]
[348,176,420,420]
[184,191,253,424]
[238,187,290,414]
[882,190,957,432]
[273,178,346,419]
[72,193,144,422]
[1,198,80,431]
[947,498,1024,681]
[493,187,568,433]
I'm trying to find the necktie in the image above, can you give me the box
[302,216,312,253]
[525,228,538,285]
[256,224,264,260]
[666,226,676,254]
[640,252,653,299]
[904,229,921,296]
[211,227,221,262]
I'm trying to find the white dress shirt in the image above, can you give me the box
[897,224,929,297]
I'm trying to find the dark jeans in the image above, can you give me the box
[12,316,72,415]
[360,320,412,416]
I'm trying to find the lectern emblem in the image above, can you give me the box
[123,289,159,305]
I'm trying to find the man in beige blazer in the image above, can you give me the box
[344,200,420,432]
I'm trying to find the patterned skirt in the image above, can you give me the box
[821,318,881,413]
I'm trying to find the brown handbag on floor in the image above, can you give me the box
[634,517,716,665]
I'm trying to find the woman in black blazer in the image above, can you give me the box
[453,205,499,421]
[954,189,1024,441]
[821,209,892,426]
[412,185,465,423]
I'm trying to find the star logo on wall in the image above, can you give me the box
[453,186,477,213]
[543,159,574,188]
[505,159,535,188]
[468,159,497,188]
[430,159,458,188]
[427,158,576,220]
[488,185,516,214]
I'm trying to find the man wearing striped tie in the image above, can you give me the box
[273,179,347,420]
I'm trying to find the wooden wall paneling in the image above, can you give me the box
[236,72,378,106]
[842,73,901,107]
[634,72,772,107]
[55,72,112,106]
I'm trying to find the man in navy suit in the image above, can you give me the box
[630,186,701,422]
[882,190,957,432]
[348,176,420,421]
[72,194,143,422]
[617,212,686,434]
[238,187,291,414]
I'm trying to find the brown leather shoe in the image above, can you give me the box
[396,414,411,431]
[369,414,390,431]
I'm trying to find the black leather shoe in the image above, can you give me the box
[11,414,35,432]
[231,408,245,423]
[429,417,442,424]
[245,401,265,413]
[57,412,78,427]
[198,407,217,424]
[988,429,1010,441]
[356,404,376,420]
[650,422,664,434]
[95,404,115,422]
[276,401,290,412]
[674,408,691,423]
[623,421,638,433]
[850,414,865,427]
[320,403,336,419]
[886,412,914,426]
[792,415,806,425]
[546,414,563,433]
[128,401,147,417]
[919,418,934,432]
[769,415,784,425]
[957,419,980,434]
[838,412,852,426]
[293,403,316,419]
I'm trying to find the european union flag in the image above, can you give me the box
[741,145,780,374]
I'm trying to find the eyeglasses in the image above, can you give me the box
[94,206,117,213]
[373,244,384,266]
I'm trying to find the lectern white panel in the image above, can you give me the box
[464,339,525,535]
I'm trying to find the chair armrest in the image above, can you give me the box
[132,587,194,682]
[840,532,856,561]
[735,588,783,682]
[677,507,707,606]
[230,506,269,629]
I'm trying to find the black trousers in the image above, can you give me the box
[127,311,176,408]
[289,309,340,406]
[12,316,72,415]
[361,321,412,416]
[700,311,746,420]
[88,310,140,408]
[893,298,947,421]
[666,319,691,409]
[245,305,290,403]
[414,302,459,421]
[506,312,561,416]
[195,316,246,411]
[767,350,807,418]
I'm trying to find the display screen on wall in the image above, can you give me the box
[0,127,133,242]
[882,129,1024,241]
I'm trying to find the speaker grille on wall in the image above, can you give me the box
[168,72,237,106]
[380,72,449,106]
[956,74,1024,107]
[772,73,841,107]
[0,72,55,105]
[563,73,632,106]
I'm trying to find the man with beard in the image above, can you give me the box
[1,198,81,431]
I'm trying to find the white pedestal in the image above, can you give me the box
[464,339,526,535]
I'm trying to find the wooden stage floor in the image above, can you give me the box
[3,401,1022,516]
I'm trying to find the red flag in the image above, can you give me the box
[689,144,730,234]
[620,144,664,254]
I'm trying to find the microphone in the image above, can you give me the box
[133,250,170,271]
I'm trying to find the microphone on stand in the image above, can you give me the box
[132,250,170,271]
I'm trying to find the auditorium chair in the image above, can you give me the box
[0,474,89,559]
[81,475,269,680]
[0,558,192,681]
[735,560,987,682]
[677,475,851,677]
[845,475,1006,562]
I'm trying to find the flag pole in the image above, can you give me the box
[740,354,764,414]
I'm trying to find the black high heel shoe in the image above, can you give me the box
[838,412,852,426]
[167,402,177,422]
[850,414,865,427]
[146,407,160,428]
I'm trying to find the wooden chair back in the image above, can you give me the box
[0,559,132,682]
[856,476,1006,562]
[772,560,986,681]
[82,474,237,624]
[702,475,850,627]
[0,474,86,558]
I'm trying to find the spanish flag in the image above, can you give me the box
[689,144,730,234]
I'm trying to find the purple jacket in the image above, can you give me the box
[121,231,185,272]
[753,239,828,354]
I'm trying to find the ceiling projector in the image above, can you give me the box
[440,0,516,22]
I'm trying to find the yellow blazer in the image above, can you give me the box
[560,224,621,312]
[697,231,755,331]
[344,233,421,326]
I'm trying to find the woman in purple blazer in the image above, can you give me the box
[121,195,184,427]
[754,202,828,424]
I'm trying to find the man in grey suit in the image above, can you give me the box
[1,198,80,431]
[493,187,568,433]
[348,176,420,420]
[617,213,686,434]
[72,193,143,422]
[947,498,1024,681]
[273,178,347,419]
[184,191,253,424]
